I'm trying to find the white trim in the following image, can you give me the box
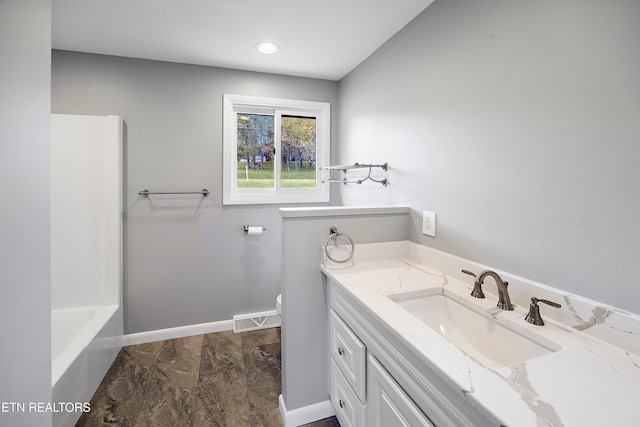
[121,319,233,346]
[280,205,411,218]
[223,94,331,205]
[278,395,335,427]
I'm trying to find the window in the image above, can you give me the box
[223,94,330,205]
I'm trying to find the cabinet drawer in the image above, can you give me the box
[330,358,366,427]
[368,356,435,427]
[329,310,366,401]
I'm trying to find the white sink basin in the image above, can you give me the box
[391,293,560,369]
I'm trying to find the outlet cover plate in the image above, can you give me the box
[422,211,436,237]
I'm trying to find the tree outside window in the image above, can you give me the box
[223,94,330,205]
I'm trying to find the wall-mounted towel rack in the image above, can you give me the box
[321,163,388,186]
[139,189,209,198]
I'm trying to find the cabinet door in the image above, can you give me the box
[367,356,435,427]
[329,310,366,401]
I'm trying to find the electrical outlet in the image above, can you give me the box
[422,211,436,237]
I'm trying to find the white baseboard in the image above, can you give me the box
[278,394,335,427]
[122,319,233,346]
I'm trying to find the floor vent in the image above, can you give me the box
[233,310,281,333]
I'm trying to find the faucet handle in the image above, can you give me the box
[461,269,476,278]
[460,270,484,298]
[525,297,561,326]
[535,297,561,308]
[461,270,485,298]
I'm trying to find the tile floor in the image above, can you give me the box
[77,327,339,427]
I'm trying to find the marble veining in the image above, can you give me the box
[564,296,613,331]
[561,294,640,356]
[626,352,640,368]
[77,328,339,427]
[322,240,640,426]
[500,363,564,427]
[460,357,475,399]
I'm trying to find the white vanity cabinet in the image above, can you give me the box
[330,357,366,427]
[368,355,435,427]
[328,277,495,427]
[329,291,437,427]
[329,310,366,400]
[329,304,434,427]
[329,309,367,427]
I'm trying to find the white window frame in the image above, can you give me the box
[223,94,330,205]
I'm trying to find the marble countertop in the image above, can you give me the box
[321,241,640,426]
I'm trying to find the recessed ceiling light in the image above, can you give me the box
[255,41,280,55]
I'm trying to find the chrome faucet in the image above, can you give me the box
[462,269,514,310]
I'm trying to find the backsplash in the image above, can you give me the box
[323,240,640,356]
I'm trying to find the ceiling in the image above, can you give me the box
[52,0,435,81]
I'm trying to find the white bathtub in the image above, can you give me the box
[51,306,122,427]
[51,114,124,427]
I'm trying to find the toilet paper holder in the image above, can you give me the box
[243,225,266,233]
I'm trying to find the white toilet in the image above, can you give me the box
[276,294,282,316]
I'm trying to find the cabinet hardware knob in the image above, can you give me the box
[338,347,344,356]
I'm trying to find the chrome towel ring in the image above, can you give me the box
[324,227,355,264]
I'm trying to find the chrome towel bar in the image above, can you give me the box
[139,189,209,198]
[321,162,388,186]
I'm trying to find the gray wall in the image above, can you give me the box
[281,209,409,412]
[0,0,53,425]
[51,51,339,334]
[338,0,640,313]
